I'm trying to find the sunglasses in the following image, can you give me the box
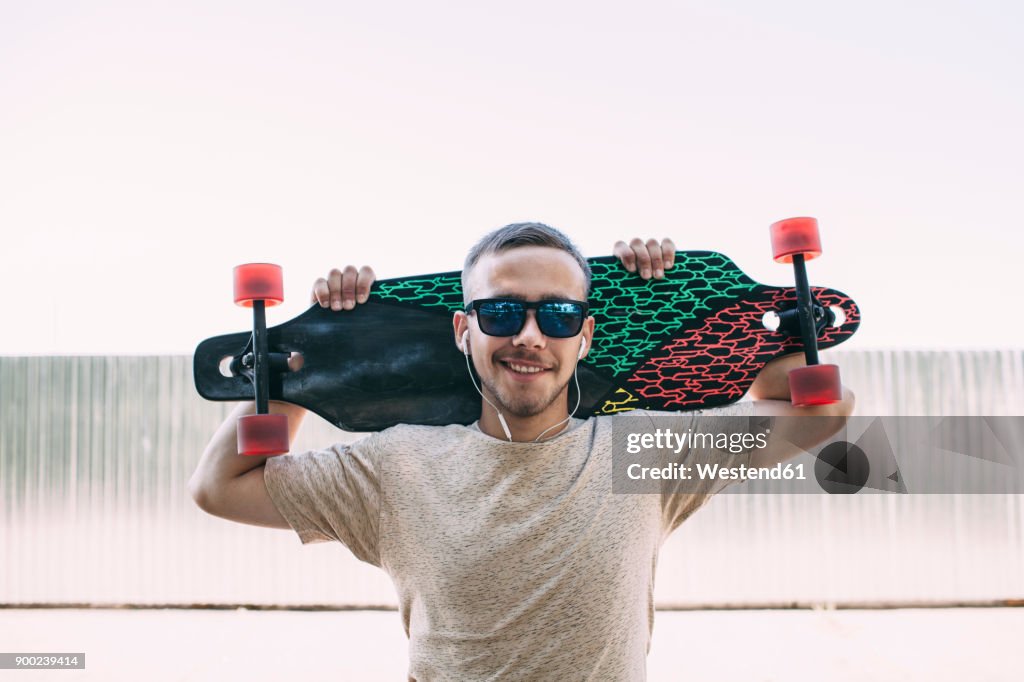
[465,298,589,338]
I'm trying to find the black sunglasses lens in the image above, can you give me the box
[537,302,584,338]
[474,300,585,337]
[477,301,526,336]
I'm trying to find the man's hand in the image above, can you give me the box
[747,353,856,467]
[311,265,376,311]
[747,353,806,402]
[613,238,676,280]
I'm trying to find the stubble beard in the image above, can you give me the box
[482,367,571,419]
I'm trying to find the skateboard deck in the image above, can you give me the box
[194,251,860,431]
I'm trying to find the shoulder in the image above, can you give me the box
[264,423,465,483]
[367,422,476,453]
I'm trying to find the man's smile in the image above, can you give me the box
[497,356,555,381]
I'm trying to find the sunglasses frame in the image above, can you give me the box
[465,298,590,338]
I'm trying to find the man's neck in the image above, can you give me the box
[478,405,573,443]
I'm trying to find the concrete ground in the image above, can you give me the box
[1,607,1020,681]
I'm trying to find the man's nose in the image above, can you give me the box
[513,310,546,348]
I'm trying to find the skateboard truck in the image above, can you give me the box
[769,217,844,407]
[232,263,290,456]
[230,347,291,377]
[764,302,834,337]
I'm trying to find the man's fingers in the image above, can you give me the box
[661,238,676,271]
[317,265,375,311]
[646,238,665,279]
[629,238,653,279]
[613,240,637,272]
[341,265,358,310]
[618,238,676,279]
[311,278,330,307]
[328,268,344,310]
[355,265,376,303]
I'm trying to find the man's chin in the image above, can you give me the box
[487,383,566,420]
[502,401,550,419]
[489,393,544,418]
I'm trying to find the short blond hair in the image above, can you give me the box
[462,222,591,304]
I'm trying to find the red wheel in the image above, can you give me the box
[789,364,843,407]
[770,217,822,263]
[234,263,284,307]
[237,414,290,456]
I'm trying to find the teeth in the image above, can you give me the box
[508,363,544,374]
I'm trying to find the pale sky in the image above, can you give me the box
[2,0,1021,354]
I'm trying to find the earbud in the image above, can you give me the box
[461,330,470,355]
[578,337,587,360]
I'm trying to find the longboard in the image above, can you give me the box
[194,251,859,432]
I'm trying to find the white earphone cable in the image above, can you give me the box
[463,345,513,441]
[531,363,582,442]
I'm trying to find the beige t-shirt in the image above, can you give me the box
[264,403,753,681]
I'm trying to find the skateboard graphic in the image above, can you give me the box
[194,218,860,454]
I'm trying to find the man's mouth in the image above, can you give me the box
[505,362,545,374]
[499,358,553,376]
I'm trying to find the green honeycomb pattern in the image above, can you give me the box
[374,273,464,312]
[371,252,758,378]
[586,253,757,375]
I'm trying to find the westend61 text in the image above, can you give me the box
[626,461,806,481]
[625,428,769,455]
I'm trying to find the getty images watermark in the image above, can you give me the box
[622,426,797,482]
[611,415,1024,495]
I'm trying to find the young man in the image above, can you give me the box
[189,223,854,680]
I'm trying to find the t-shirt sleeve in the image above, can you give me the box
[644,401,756,536]
[263,431,386,566]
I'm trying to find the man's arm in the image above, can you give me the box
[747,353,855,468]
[187,401,307,528]
[188,265,376,528]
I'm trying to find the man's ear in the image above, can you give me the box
[581,315,596,358]
[453,311,470,354]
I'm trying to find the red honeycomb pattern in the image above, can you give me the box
[625,288,859,409]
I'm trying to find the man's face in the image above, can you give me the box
[457,246,594,419]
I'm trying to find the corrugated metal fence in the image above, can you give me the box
[1,351,1022,607]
